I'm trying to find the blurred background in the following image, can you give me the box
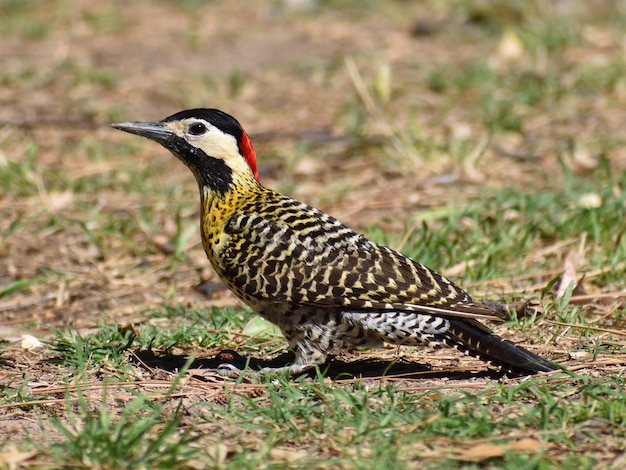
[1,0,625,337]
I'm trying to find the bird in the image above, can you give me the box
[111,108,557,376]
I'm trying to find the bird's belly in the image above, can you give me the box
[240,300,382,351]
[343,310,451,346]
[219,278,453,353]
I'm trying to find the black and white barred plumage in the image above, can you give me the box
[113,108,557,376]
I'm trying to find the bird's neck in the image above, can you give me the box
[197,178,264,268]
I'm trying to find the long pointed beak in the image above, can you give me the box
[111,120,174,145]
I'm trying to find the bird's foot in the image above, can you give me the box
[215,363,317,379]
[212,349,320,379]
[216,362,247,378]
[259,363,316,376]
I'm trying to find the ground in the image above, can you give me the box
[0,1,625,468]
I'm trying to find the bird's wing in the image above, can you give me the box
[221,198,505,322]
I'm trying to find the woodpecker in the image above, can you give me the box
[112,109,557,376]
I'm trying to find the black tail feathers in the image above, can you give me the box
[443,318,558,375]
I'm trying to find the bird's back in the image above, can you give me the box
[201,185,504,323]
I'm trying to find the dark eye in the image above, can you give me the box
[189,123,207,135]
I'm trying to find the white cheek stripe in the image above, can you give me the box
[165,119,254,179]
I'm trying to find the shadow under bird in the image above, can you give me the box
[112,108,557,377]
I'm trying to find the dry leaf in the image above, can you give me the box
[454,443,504,461]
[0,446,37,469]
[270,447,309,463]
[206,443,229,465]
[498,29,525,62]
[556,250,587,299]
[570,350,594,360]
[578,193,603,209]
[573,148,599,171]
[45,190,75,213]
[21,334,44,351]
[453,438,543,462]
[508,438,544,451]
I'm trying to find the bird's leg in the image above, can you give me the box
[216,362,317,378]
[258,362,317,376]
[216,360,318,378]
[261,340,328,375]
[216,341,327,378]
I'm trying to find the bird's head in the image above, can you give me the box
[112,108,259,193]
